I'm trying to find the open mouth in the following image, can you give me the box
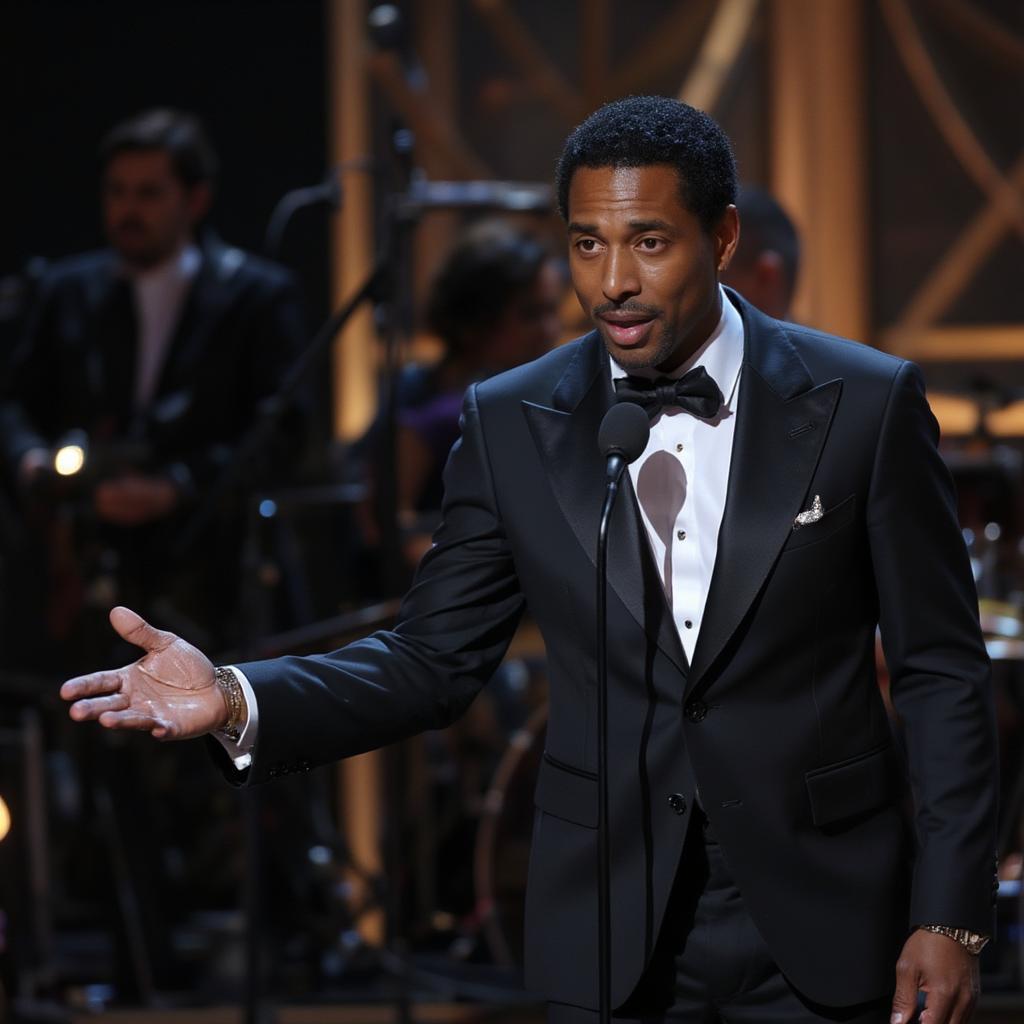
[599,313,657,347]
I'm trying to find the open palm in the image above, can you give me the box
[61,606,225,740]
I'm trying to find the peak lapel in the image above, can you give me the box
[522,334,688,677]
[687,298,842,693]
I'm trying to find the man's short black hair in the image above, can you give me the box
[733,184,801,292]
[555,95,737,232]
[99,108,218,189]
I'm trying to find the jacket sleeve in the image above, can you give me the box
[867,360,997,935]
[222,382,526,784]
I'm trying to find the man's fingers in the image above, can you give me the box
[920,988,955,1024]
[97,708,163,733]
[948,990,977,1024]
[61,670,125,702]
[109,605,177,653]
[942,983,978,1024]
[68,693,131,721]
[890,957,920,1024]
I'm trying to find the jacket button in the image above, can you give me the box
[668,793,687,815]
[685,700,708,723]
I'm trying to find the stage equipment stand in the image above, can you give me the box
[178,106,552,1018]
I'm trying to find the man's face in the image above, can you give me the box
[102,150,207,270]
[567,164,738,374]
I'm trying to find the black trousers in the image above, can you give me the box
[548,811,892,1024]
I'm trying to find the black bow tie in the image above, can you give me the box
[613,365,724,420]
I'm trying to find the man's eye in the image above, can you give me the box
[638,237,665,251]
[576,238,599,253]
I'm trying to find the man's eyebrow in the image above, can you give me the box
[628,218,674,232]
[567,219,676,234]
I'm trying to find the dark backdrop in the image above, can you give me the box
[2,0,330,322]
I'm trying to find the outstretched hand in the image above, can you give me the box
[61,606,226,741]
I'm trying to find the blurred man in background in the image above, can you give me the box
[0,109,309,997]
[0,108,307,669]
[722,184,801,321]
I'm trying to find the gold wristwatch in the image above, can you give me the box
[214,665,244,742]
[918,925,989,956]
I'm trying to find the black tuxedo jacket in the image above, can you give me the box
[0,237,305,492]
[231,292,996,1009]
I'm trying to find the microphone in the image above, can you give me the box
[598,401,650,483]
[594,400,649,1024]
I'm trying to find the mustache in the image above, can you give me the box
[592,301,661,318]
[112,219,148,234]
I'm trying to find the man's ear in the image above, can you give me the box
[715,204,740,273]
[187,182,213,225]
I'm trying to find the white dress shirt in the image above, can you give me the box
[129,244,201,409]
[219,287,745,767]
[610,287,744,663]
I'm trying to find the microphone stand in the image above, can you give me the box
[596,452,628,1024]
[263,170,343,262]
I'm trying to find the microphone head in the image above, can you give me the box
[598,402,650,464]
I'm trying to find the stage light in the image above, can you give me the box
[54,444,86,477]
[0,795,10,842]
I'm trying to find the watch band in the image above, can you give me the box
[918,924,989,956]
[214,665,244,742]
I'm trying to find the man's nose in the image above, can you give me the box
[602,249,640,303]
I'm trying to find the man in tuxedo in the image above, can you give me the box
[1,108,306,662]
[62,97,996,1022]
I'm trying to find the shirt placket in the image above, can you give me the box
[672,421,702,658]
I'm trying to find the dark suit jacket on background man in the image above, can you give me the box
[218,290,997,1010]
[0,235,306,661]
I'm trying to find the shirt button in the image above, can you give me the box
[684,619,693,629]
[677,530,686,541]
[675,443,684,453]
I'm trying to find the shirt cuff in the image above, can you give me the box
[211,665,259,770]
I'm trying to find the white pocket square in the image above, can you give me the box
[793,495,824,529]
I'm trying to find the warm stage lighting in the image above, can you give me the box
[0,795,10,842]
[54,444,86,477]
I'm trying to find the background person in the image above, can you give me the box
[0,108,311,997]
[721,183,801,321]
[362,219,563,569]
[0,108,308,668]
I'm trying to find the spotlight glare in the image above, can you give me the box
[54,445,86,477]
[0,795,10,842]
